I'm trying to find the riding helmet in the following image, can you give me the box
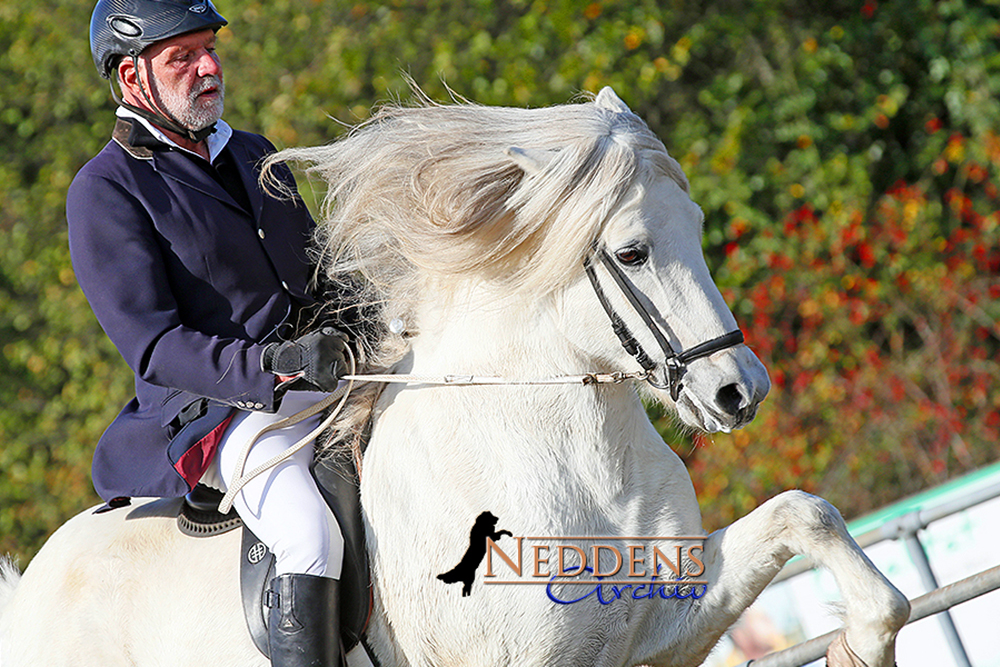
[90,0,228,79]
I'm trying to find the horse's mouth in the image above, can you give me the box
[675,393,756,434]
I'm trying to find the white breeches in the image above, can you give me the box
[202,390,344,579]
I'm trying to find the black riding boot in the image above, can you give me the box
[267,573,341,667]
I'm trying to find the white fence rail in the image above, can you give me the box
[735,474,1000,667]
[738,564,1000,667]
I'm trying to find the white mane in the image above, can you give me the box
[264,92,689,452]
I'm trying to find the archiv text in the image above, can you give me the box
[482,535,709,605]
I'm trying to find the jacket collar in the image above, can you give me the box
[112,116,262,220]
[112,117,157,160]
[115,107,233,162]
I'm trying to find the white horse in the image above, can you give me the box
[0,88,908,667]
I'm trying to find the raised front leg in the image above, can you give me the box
[658,491,910,666]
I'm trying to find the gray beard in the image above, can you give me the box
[158,75,225,131]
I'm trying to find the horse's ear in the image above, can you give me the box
[505,146,558,175]
[595,87,632,114]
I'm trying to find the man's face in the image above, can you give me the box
[138,29,225,131]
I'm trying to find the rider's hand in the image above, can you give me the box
[261,327,349,392]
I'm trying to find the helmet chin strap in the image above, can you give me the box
[109,54,217,144]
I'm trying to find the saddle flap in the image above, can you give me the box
[310,453,372,649]
[177,454,371,656]
[241,525,276,658]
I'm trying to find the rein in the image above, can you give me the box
[217,247,744,512]
[216,360,645,514]
[584,247,744,401]
[339,370,649,386]
[217,358,357,514]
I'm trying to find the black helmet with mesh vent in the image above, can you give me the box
[90,0,227,79]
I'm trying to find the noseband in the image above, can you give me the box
[584,248,745,401]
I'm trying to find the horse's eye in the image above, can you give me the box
[615,245,648,266]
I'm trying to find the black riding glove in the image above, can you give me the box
[261,327,349,392]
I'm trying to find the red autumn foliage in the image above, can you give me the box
[655,128,1000,529]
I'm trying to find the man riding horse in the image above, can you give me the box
[69,1,350,664]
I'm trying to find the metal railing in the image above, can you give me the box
[735,477,1000,667]
[739,564,1000,667]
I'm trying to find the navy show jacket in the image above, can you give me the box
[67,118,317,501]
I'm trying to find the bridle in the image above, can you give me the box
[220,248,746,511]
[584,247,745,401]
[334,247,744,398]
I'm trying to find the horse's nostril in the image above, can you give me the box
[716,383,744,417]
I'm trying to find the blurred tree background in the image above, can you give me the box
[2,0,998,562]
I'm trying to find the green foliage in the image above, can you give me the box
[2,0,998,560]
[647,0,1000,528]
[0,0,132,560]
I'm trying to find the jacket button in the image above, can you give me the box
[258,228,266,239]
[281,281,289,290]
[254,402,264,410]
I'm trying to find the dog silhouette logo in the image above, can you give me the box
[437,511,511,597]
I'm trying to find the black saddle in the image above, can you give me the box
[178,454,371,658]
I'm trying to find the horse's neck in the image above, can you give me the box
[401,287,651,493]
[370,286,701,536]
[408,284,575,376]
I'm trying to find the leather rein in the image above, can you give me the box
[336,248,744,398]
[220,249,745,511]
[583,247,745,401]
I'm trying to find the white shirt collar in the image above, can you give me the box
[116,106,233,163]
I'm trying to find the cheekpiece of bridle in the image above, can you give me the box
[584,247,745,401]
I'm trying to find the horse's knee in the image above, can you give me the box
[769,491,910,667]
[770,490,848,545]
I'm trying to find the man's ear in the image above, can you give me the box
[117,57,138,95]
